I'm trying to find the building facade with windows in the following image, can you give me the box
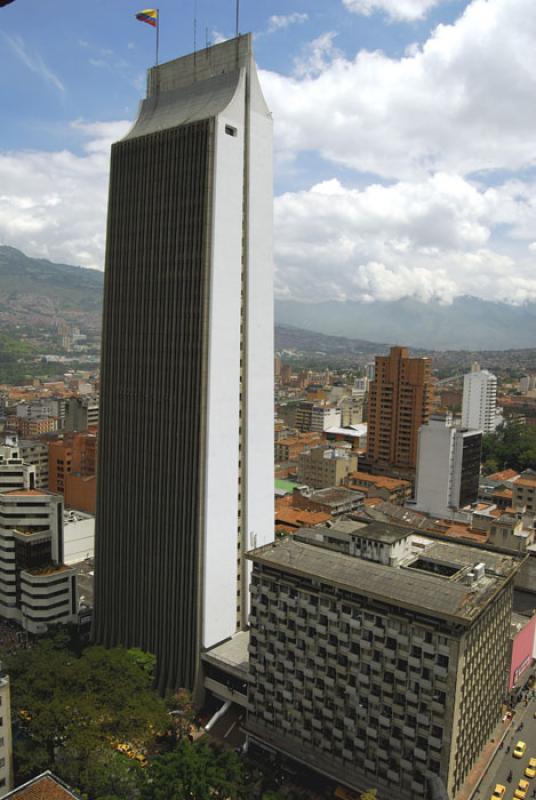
[366,347,434,475]
[247,530,518,800]
[461,369,498,434]
[94,34,274,693]
[413,414,482,520]
[0,447,77,635]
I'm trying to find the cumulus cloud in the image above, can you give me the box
[261,0,536,179]
[0,121,130,269]
[343,0,447,22]
[273,175,536,304]
[3,33,64,92]
[268,13,309,33]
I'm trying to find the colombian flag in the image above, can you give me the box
[136,9,158,27]
[0,1,16,7]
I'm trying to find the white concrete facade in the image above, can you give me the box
[201,39,274,649]
[414,416,482,519]
[63,512,94,564]
[462,369,498,434]
[0,447,77,635]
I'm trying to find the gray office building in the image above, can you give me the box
[94,35,274,693]
[247,525,520,799]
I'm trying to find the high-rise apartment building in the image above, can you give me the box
[461,369,498,434]
[94,35,274,693]
[0,447,78,635]
[247,529,519,800]
[413,414,482,519]
[366,347,434,474]
[64,396,99,432]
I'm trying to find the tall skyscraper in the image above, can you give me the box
[94,36,274,693]
[413,414,482,519]
[366,346,434,475]
[461,368,498,434]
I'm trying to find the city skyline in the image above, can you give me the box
[2,0,536,308]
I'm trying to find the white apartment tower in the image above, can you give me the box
[94,35,274,693]
[413,415,482,519]
[462,369,498,433]
[0,447,77,634]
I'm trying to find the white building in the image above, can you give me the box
[311,406,341,432]
[461,369,498,434]
[413,415,482,520]
[0,447,77,635]
[63,509,94,565]
[94,34,274,693]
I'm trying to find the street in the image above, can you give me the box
[476,692,536,800]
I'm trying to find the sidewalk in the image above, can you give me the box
[456,685,536,800]
[454,714,512,800]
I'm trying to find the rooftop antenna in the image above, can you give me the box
[194,0,197,64]
[235,0,240,37]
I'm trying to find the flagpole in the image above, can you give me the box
[235,0,240,37]
[156,8,159,66]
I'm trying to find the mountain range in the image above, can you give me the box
[0,245,103,331]
[0,245,535,351]
[275,297,536,351]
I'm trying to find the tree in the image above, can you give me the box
[360,791,377,800]
[141,739,244,800]
[6,637,169,793]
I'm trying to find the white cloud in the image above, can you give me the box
[268,13,309,33]
[3,33,64,93]
[261,0,536,179]
[343,0,447,22]
[273,175,536,304]
[293,32,342,79]
[0,121,130,269]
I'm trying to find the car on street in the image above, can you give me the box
[525,757,536,779]
[514,741,527,758]
[514,778,530,799]
[490,784,506,799]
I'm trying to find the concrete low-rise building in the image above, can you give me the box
[292,486,364,517]
[247,528,521,800]
[297,446,357,489]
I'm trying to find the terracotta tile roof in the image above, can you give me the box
[3,490,47,496]
[516,478,536,489]
[345,471,410,491]
[492,488,513,498]
[486,468,519,482]
[6,773,80,799]
[363,497,383,507]
[275,507,331,528]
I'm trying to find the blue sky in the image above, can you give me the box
[2,0,536,306]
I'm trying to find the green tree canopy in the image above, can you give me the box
[140,739,243,800]
[481,422,536,473]
[6,635,169,795]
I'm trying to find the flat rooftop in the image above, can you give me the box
[351,520,410,544]
[248,538,521,626]
[203,631,250,677]
[307,487,363,506]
